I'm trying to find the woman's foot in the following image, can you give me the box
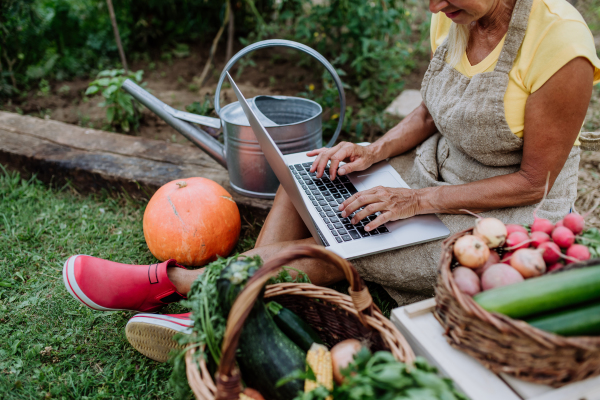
[62,255,187,312]
[125,313,193,362]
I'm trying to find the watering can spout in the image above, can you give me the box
[121,79,227,168]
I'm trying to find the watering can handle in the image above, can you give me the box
[214,39,346,148]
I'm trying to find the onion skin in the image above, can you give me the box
[473,218,507,248]
[481,264,524,290]
[510,248,546,278]
[331,339,362,384]
[475,251,500,276]
[453,235,490,269]
[453,267,481,296]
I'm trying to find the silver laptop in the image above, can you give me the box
[227,72,450,259]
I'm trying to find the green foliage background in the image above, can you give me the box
[0,0,269,92]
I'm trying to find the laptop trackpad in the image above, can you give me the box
[353,171,403,191]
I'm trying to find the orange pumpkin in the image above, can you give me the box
[143,178,241,266]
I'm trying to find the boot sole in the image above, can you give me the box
[125,315,193,362]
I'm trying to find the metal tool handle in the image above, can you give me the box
[214,39,346,148]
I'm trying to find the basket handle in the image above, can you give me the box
[214,244,374,399]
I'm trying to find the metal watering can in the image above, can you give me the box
[122,39,346,199]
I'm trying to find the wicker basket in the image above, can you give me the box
[185,244,415,400]
[435,229,600,387]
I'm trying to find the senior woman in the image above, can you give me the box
[235,0,600,304]
[63,0,600,339]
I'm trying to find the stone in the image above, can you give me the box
[384,89,423,119]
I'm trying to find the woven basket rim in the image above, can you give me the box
[438,229,600,349]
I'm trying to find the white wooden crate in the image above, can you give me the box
[391,299,600,400]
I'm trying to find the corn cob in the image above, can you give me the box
[305,343,333,399]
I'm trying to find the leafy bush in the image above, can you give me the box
[0,0,273,96]
[249,0,427,141]
[86,69,145,132]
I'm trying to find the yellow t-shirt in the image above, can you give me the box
[430,0,600,143]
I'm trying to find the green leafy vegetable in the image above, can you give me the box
[287,348,469,400]
[578,228,600,258]
[168,254,263,398]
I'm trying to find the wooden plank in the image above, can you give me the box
[392,301,600,400]
[391,306,520,400]
[0,111,273,214]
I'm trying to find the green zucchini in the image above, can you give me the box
[473,265,600,319]
[217,260,305,400]
[267,301,324,351]
[526,301,600,336]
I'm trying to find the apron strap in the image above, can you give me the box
[494,0,534,74]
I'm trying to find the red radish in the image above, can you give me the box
[565,244,590,263]
[563,213,585,235]
[552,226,575,248]
[506,224,528,236]
[453,267,481,296]
[538,241,561,264]
[453,235,490,269]
[481,264,524,290]
[501,251,514,263]
[510,248,546,278]
[530,231,550,247]
[473,217,507,248]
[547,262,564,272]
[555,220,564,228]
[505,231,530,250]
[531,218,554,235]
[475,251,500,276]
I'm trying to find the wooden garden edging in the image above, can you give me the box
[0,111,273,215]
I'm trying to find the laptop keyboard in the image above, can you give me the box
[289,163,390,244]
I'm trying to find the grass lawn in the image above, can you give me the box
[0,167,191,399]
[0,166,397,399]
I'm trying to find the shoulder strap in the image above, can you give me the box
[494,0,534,74]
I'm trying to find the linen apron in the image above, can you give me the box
[352,0,580,306]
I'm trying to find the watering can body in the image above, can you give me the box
[122,39,346,199]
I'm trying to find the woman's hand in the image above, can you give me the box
[307,142,378,180]
[338,186,421,232]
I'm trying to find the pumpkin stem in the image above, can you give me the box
[176,181,188,188]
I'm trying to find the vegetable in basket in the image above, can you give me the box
[218,260,307,400]
[285,347,469,400]
[473,264,600,319]
[267,301,324,352]
[525,301,600,337]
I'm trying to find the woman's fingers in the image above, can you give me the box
[306,148,327,157]
[351,202,387,224]
[340,189,383,218]
[364,212,392,232]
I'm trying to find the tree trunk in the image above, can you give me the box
[106,0,128,73]
[226,0,235,63]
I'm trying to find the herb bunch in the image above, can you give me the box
[290,348,469,400]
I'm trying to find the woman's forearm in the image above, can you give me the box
[368,102,438,162]
[416,170,546,215]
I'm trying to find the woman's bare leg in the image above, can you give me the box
[168,186,344,294]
